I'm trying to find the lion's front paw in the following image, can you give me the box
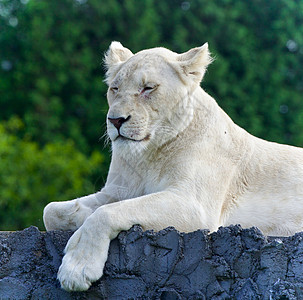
[58,256,94,291]
[58,251,102,291]
[58,228,110,291]
[43,200,93,231]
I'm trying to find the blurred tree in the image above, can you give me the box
[0,0,109,153]
[1,0,302,150]
[0,117,104,230]
[0,0,303,229]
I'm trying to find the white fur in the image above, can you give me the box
[43,42,303,291]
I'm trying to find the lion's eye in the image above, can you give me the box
[143,86,154,92]
[140,84,158,95]
[110,87,118,93]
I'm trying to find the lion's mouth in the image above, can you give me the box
[116,134,151,143]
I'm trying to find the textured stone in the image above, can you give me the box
[0,225,303,299]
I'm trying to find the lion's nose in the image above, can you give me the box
[108,116,131,131]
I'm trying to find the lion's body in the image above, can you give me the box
[43,42,303,291]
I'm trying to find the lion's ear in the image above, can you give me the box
[104,41,133,69]
[177,43,213,83]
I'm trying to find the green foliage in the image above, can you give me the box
[0,0,303,229]
[1,0,302,149]
[0,117,104,230]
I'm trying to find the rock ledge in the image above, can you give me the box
[0,225,303,299]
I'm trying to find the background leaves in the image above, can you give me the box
[0,0,303,229]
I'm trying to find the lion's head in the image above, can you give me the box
[104,42,212,157]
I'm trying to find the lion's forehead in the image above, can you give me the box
[115,52,175,85]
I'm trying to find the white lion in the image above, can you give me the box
[43,42,303,291]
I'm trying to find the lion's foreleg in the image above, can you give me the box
[57,190,205,291]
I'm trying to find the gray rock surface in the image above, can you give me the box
[0,225,303,299]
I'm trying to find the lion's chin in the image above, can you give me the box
[111,134,152,157]
[114,134,151,143]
